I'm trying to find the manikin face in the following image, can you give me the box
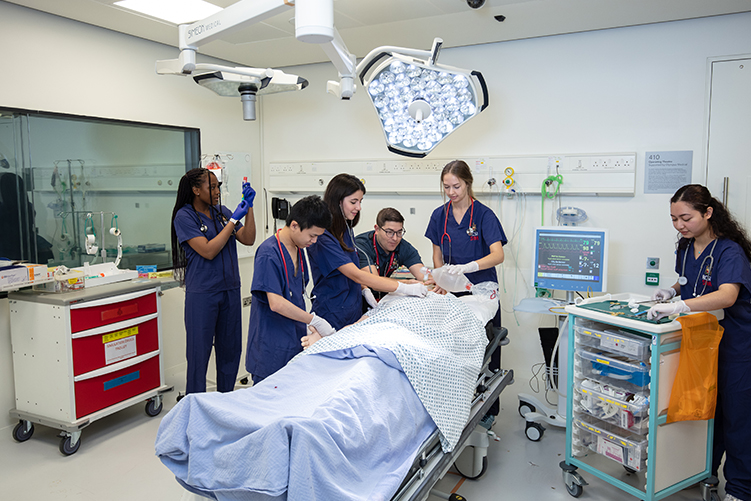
[193,172,220,206]
[670,201,713,240]
[290,223,326,248]
[442,173,468,204]
[375,221,404,253]
[340,190,363,221]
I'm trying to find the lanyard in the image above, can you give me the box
[276,230,305,299]
[372,232,396,277]
[441,199,475,263]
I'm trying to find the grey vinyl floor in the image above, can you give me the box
[0,373,725,501]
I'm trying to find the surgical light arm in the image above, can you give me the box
[155,0,358,100]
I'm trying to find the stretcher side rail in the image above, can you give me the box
[392,367,514,501]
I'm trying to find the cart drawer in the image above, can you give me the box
[72,318,159,376]
[74,355,160,418]
[70,292,157,333]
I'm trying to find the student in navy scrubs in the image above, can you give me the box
[245,196,333,384]
[647,184,751,501]
[171,168,256,395]
[425,160,507,424]
[304,174,427,343]
[355,207,427,307]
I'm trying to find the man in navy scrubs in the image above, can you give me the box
[355,207,427,307]
[245,196,333,384]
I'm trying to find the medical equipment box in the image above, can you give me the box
[33,268,85,293]
[573,413,648,472]
[573,380,649,434]
[0,265,29,288]
[575,319,651,360]
[576,349,651,388]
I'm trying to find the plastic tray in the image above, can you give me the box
[573,379,649,434]
[573,413,648,471]
[575,319,651,360]
[576,349,651,388]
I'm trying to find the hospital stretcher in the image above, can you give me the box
[392,325,514,501]
[159,292,513,501]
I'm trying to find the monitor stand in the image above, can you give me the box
[516,291,575,442]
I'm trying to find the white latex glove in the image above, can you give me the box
[308,312,336,337]
[396,282,428,297]
[651,288,677,301]
[420,266,431,281]
[647,300,690,320]
[445,261,479,275]
[362,288,378,309]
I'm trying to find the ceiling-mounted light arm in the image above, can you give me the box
[355,41,438,78]
[428,38,443,66]
[322,29,357,99]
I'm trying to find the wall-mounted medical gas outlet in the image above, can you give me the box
[646,257,660,270]
[242,296,252,307]
[645,272,660,286]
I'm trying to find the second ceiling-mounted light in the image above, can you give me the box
[358,38,489,158]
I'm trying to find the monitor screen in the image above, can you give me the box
[532,227,609,293]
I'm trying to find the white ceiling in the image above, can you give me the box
[7,0,751,68]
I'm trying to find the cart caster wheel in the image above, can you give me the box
[566,482,583,498]
[145,399,163,417]
[519,401,536,418]
[59,436,81,456]
[12,421,34,442]
[454,452,488,480]
[240,377,249,385]
[176,393,185,403]
[448,495,466,501]
[525,421,545,441]
[623,466,637,474]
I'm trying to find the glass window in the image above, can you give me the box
[0,108,200,270]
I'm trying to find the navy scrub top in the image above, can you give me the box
[354,230,423,277]
[246,234,309,379]
[173,203,241,293]
[676,238,751,362]
[307,229,362,330]
[425,199,507,285]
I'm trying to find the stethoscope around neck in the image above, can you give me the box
[373,232,396,276]
[678,238,718,297]
[192,203,228,234]
[276,230,313,300]
[440,199,475,264]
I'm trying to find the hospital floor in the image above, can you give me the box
[0,374,725,501]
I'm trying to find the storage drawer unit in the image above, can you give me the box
[8,281,169,454]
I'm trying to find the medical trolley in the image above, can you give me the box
[560,296,719,501]
[8,280,172,455]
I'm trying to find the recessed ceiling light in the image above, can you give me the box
[114,0,222,25]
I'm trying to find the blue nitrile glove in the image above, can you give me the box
[242,182,256,207]
[232,200,249,221]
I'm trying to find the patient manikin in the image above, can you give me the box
[301,280,499,350]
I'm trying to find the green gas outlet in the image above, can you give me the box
[646,272,660,286]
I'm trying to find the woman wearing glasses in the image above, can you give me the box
[303,174,428,345]
[425,160,507,425]
[355,207,428,306]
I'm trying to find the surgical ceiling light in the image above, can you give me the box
[193,68,308,120]
[358,38,488,158]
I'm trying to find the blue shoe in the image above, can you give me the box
[479,413,495,430]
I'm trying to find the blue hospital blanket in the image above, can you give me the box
[156,347,435,501]
[299,292,488,452]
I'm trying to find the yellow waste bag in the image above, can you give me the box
[666,313,724,423]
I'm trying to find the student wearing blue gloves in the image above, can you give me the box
[171,168,256,396]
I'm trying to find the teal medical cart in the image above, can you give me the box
[560,297,720,501]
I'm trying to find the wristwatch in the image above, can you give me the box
[229,217,239,225]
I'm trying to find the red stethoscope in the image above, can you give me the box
[440,198,475,264]
[275,230,309,300]
[373,232,397,276]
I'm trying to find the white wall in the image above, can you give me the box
[0,2,261,430]
[260,13,751,388]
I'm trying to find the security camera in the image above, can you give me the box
[467,0,485,9]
